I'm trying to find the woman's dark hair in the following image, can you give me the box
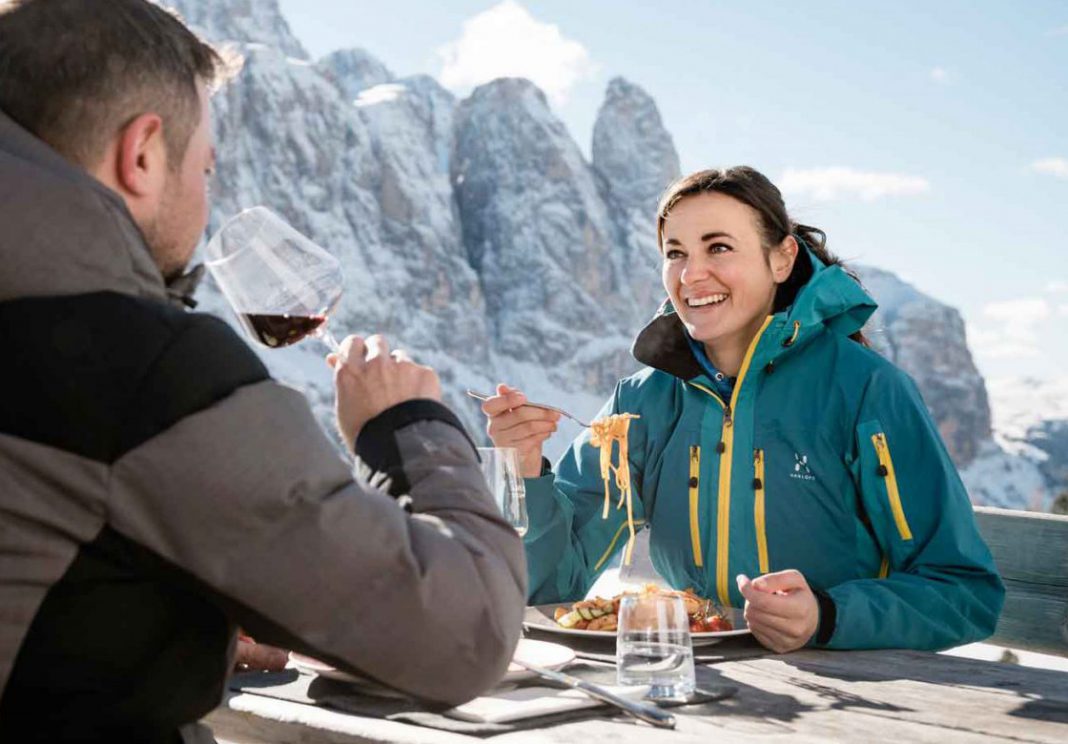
[656,166,868,345]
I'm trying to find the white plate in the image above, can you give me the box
[289,638,576,695]
[507,638,576,681]
[522,604,751,647]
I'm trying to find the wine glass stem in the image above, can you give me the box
[319,327,347,361]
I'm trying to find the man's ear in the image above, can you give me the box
[115,113,168,198]
[771,235,799,283]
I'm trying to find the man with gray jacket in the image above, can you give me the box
[0,1,526,741]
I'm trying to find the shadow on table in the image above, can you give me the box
[779,649,1068,725]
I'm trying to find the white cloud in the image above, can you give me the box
[1031,157,1068,179]
[929,67,951,84]
[778,167,931,202]
[436,0,596,105]
[1045,280,1068,294]
[1060,304,1068,317]
[971,298,1053,361]
[983,298,1052,325]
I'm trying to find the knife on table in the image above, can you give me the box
[510,659,676,729]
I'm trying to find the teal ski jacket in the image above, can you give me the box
[523,251,1004,650]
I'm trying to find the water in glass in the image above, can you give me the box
[476,447,529,536]
[616,592,695,700]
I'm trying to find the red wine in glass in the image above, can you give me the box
[204,207,348,358]
[239,313,328,348]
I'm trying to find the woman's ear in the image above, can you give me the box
[771,235,799,283]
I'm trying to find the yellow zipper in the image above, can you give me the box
[688,446,703,567]
[593,518,647,571]
[871,432,913,541]
[714,316,774,606]
[753,449,769,574]
[686,381,726,409]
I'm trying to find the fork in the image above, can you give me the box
[465,389,591,428]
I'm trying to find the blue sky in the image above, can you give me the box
[278,0,1068,383]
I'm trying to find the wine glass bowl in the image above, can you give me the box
[204,206,344,352]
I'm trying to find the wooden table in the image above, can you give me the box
[206,646,1068,743]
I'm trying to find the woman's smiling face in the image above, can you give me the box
[661,191,793,372]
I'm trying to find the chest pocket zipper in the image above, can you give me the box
[688,445,703,567]
[753,449,769,574]
[871,432,913,541]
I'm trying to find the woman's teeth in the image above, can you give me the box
[687,293,728,308]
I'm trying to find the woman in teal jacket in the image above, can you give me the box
[481,166,1003,653]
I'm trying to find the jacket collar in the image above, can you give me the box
[631,243,878,379]
[0,107,171,305]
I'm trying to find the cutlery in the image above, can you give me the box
[510,659,676,729]
[465,389,591,428]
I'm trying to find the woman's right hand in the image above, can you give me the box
[481,383,560,478]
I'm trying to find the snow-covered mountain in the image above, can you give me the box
[168,0,1065,510]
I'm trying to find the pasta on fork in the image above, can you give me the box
[588,413,640,564]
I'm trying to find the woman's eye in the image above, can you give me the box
[709,243,731,255]
[664,249,685,260]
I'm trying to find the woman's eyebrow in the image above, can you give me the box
[700,231,734,242]
[664,231,735,246]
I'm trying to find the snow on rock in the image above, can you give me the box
[167,0,307,59]
[175,0,1064,504]
[318,48,396,100]
[858,265,991,466]
[451,77,644,405]
[592,77,680,328]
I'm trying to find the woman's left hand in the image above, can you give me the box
[736,570,819,653]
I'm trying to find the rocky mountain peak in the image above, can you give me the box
[592,76,681,211]
[167,0,307,59]
[858,266,991,466]
[318,48,395,100]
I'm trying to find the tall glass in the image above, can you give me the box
[204,206,345,355]
[616,592,695,701]
[476,447,529,536]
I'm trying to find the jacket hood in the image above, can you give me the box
[0,109,168,304]
[632,243,878,378]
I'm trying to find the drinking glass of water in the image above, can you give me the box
[616,591,695,701]
[476,447,529,536]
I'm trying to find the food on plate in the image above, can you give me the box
[553,585,733,633]
[588,413,640,564]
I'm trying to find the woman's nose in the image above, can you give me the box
[681,255,711,285]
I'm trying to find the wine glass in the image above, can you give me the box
[204,206,345,356]
[476,447,530,536]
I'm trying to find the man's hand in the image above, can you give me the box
[235,634,289,672]
[327,334,442,451]
[737,570,819,653]
[481,383,559,478]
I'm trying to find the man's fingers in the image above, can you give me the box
[390,348,413,363]
[364,333,390,361]
[339,335,366,366]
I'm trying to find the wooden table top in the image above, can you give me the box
[206,645,1068,743]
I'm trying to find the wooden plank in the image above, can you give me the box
[974,507,1068,657]
[990,580,1068,656]
[974,507,1068,585]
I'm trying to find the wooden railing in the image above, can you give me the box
[974,506,1068,657]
